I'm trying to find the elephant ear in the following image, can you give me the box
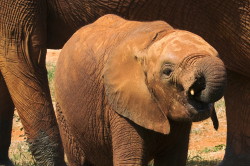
[104,33,170,134]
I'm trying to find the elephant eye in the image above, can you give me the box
[163,68,173,76]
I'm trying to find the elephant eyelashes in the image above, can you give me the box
[163,68,173,76]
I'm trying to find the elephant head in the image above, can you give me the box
[104,29,226,135]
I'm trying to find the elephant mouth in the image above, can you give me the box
[186,99,213,122]
[166,91,213,122]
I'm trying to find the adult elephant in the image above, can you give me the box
[0,0,249,165]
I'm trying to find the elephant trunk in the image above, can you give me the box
[181,56,227,104]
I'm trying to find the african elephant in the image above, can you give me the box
[0,0,249,165]
[55,14,226,166]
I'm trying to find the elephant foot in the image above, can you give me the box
[0,159,14,166]
[27,130,67,166]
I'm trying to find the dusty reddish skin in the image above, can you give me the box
[55,15,226,166]
[0,0,249,165]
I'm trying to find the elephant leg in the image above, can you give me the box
[0,1,65,165]
[111,116,147,166]
[1,55,66,166]
[55,103,86,166]
[220,71,250,166]
[154,122,191,166]
[0,72,14,166]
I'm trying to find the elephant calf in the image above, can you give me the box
[55,14,226,166]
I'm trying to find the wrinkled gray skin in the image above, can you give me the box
[0,0,249,165]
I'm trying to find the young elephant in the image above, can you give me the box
[55,14,226,166]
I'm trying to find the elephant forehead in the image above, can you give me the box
[148,30,218,64]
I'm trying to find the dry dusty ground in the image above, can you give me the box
[9,49,226,166]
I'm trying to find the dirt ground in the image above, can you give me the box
[11,49,226,164]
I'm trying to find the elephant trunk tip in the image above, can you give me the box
[186,56,226,104]
[187,75,206,100]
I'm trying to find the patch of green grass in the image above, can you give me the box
[200,144,226,153]
[9,141,36,166]
[47,63,56,100]
[186,143,225,166]
[191,128,202,135]
[47,63,56,83]
[215,98,225,109]
[187,155,221,166]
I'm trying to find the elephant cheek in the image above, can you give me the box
[167,100,192,121]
